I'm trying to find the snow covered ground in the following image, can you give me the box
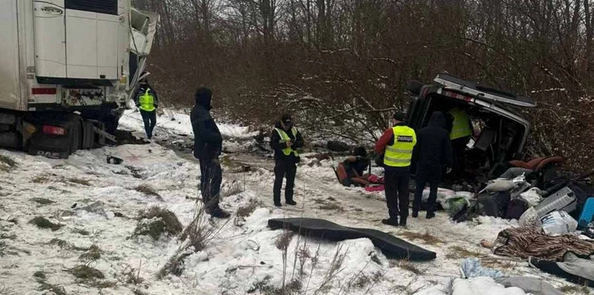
[0,109,589,294]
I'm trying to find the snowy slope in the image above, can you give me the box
[0,109,587,295]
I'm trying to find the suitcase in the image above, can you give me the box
[578,197,594,228]
[534,187,578,218]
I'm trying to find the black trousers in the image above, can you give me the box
[384,167,410,220]
[413,167,441,214]
[140,110,157,139]
[199,156,222,211]
[273,160,297,203]
[451,136,470,176]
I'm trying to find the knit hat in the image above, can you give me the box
[393,112,406,121]
[281,114,293,125]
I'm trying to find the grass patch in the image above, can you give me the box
[49,238,71,249]
[248,276,302,295]
[395,260,426,275]
[445,245,485,260]
[275,231,295,250]
[0,155,17,172]
[134,184,163,200]
[236,199,263,219]
[133,206,183,240]
[33,270,46,280]
[30,198,55,205]
[29,217,63,231]
[79,245,101,261]
[312,198,345,212]
[67,265,105,280]
[31,175,51,184]
[558,285,592,294]
[67,178,91,186]
[38,281,67,295]
[399,230,444,246]
[72,228,90,236]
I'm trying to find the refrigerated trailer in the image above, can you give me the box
[0,0,158,158]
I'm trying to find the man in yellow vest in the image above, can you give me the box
[134,77,159,140]
[270,114,304,207]
[375,113,417,226]
[447,106,472,177]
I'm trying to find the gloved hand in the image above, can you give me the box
[446,167,452,174]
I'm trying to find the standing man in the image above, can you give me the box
[270,114,304,207]
[412,112,453,219]
[448,106,472,177]
[191,87,230,218]
[135,77,159,140]
[375,113,417,227]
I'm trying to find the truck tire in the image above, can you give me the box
[82,121,95,149]
[69,119,82,155]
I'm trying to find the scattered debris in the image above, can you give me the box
[67,178,91,186]
[0,155,17,171]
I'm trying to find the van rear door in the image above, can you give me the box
[434,73,536,108]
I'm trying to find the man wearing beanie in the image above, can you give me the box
[190,87,230,218]
[270,114,304,207]
[375,112,417,226]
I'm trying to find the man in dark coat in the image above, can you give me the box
[191,87,230,218]
[270,114,304,207]
[412,111,453,219]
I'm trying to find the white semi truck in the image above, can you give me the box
[0,0,158,158]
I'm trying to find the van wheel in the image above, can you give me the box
[69,119,82,155]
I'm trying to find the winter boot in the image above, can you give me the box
[426,211,436,219]
[286,200,297,206]
[274,202,282,207]
[381,218,399,227]
[210,207,230,219]
[412,210,419,218]
[399,216,407,227]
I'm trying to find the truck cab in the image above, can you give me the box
[406,73,536,179]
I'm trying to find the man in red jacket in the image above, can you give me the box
[375,113,417,227]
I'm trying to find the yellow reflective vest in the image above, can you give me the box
[275,127,299,156]
[384,125,417,167]
[138,89,156,112]
[449,107,472,140]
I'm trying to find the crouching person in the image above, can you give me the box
[336,147,372,187]
[191,87,230,218]
[271,114,304,207]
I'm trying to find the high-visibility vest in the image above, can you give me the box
[275,127,299,156]
[449,108,472,140]
[384,125,417,167]
[139,89,156,112]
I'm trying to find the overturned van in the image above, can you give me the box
[406,73,536,179]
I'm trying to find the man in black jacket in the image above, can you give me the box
[270,114,304,207]
[412,112,453,219]
[191,87,230,218]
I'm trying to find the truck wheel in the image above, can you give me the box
[69,119,82,155]
[82,121,95,149]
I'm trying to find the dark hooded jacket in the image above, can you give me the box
[270,121,304,162]
[413,112,453,174]
[191,88,222,160]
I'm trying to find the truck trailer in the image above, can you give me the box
[0,0,158,158]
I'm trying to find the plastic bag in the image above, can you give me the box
[540,211,578,236]
[520,188,543,207]
[480,174,528,194]
[519,207,539,228]
[421,187,456,202]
